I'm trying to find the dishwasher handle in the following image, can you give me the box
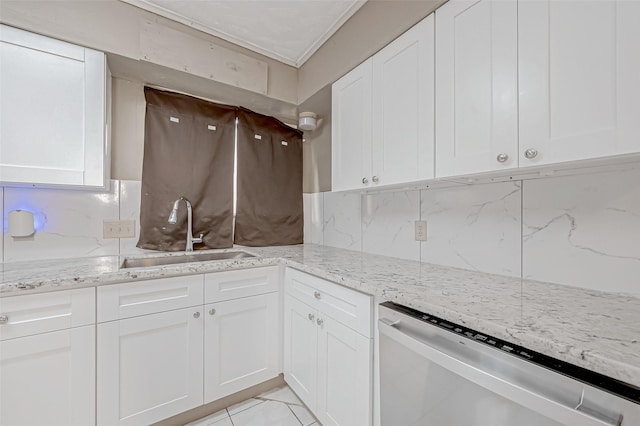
[378,319,624,426]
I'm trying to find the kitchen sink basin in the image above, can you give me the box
[121,251,256,269]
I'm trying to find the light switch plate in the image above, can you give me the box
[103,220,136,239]
[415,220,427,241]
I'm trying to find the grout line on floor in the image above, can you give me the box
[255,396,304,407]
[286,404,304,426]
[228,398,264,417]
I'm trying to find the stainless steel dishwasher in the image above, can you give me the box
[379,302,640,426]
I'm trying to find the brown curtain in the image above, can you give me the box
[137,87,236,251]
[235,108,303,246]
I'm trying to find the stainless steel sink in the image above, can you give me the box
[121,251,256,269]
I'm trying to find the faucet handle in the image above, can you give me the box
[193,233,204,244]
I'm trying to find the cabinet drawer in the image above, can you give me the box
[97,275,204,322]
[285,268,372,338]
[204,267,279,303]
[0,288,95,341]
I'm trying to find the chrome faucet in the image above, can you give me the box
[167,197,203,252]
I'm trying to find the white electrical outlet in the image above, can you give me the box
[103,220,136,239]
[415,220,427,241]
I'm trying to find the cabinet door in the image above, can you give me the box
[519,0,640,166]
[332,58,373,191]
[0,326,95,426]
[372,14,435,186]
[97,307,203,426]
[283,295,318,411]
[435,0,518,177]
[316,315,372,426]
[0,24,107,188]
[204,292,279,403]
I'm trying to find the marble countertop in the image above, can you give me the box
[1,244,639,389]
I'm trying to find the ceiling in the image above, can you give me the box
[120,0,367,67]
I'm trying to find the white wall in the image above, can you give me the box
[298,0,446,103]
[304,167,640,296]
[111,78,146,181]
[0,0,297,104]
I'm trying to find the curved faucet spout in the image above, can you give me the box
[167,197,203,252]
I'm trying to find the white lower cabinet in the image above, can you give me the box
[0,326,96,426]
[284,295,319,406]
[317,315,371,426]
[0,288,96,426]
[96,268,280,425]
[97,275,205,426]
[204,292,280,403]
[97,307,204,426]
[284,268,373,426]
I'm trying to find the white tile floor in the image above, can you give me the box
[186,385,319,426]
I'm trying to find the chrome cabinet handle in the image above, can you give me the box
[316,318,324,326]
[0,315,8,325]
[314,291,321,300]
[193,312,200,319]
[209,308,216,316]
[372,175,379,183]
[524,148,538,159]
[362,177,369,185]
[308,313,315,322]
[496,153,509,163]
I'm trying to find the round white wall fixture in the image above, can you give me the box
[298,112,318,131]
[8,210,35,237]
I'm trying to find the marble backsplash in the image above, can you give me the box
[1,180,151,263]
[2,167,639,295]
[304,167,640,296]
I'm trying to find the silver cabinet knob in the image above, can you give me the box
[316,318,324,326]
[372,176,379,183]
[0,315,8,325]
[362,177,369,185]
[496,153,509,163]
[193,312,200,319]
[314,291,321,300]
[308,313,315,321]
[209,308,216,316]
[524,148,538,159]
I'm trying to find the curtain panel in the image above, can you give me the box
[235,108,304,246]
[137,87,236,250]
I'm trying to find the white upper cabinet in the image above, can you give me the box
[0,24,109,189]
[372,14,435,186]
[332,58,373,192]
[518,0,640,167]
[435,0,519,178]
[332,13,435,192]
